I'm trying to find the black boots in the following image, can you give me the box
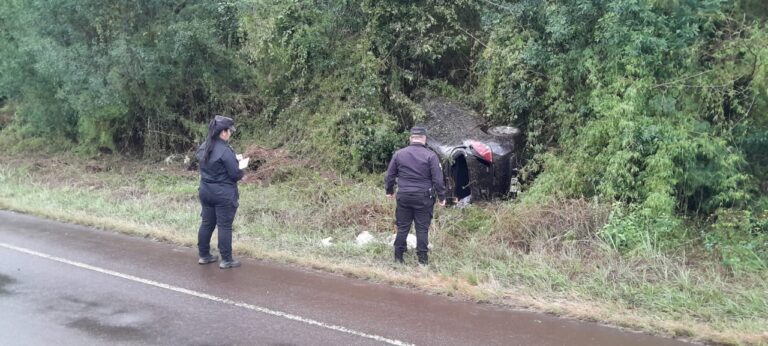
[417,252,428,265]
[198,255,219,264]
[394,250,405,264]
[394,251,429,265]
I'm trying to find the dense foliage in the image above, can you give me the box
[0,0,253,153]
[1,0,766,269]
[478,1,768,255]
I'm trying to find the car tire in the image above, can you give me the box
[487,126,521,138]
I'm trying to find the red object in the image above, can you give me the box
[470,140,493,163]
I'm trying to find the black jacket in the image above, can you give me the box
[197,139,243,204]
[385,143,447,201]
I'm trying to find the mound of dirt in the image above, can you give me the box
[240,145,323,185]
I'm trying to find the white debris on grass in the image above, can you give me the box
[408,234,416,249]
[355,231,375,246]
[320,237,334,247]
[163,154,191,166]
[455,195,471,208]
[386,233,423,250]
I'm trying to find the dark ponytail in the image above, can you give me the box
[201,118,220,165]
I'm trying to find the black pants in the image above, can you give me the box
[394,193,434,261]
[197,184,238,261]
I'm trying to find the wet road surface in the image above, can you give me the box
[0,210,696,345]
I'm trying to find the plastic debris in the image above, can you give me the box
[387,233,418,250]
[355,231,375,246]
[455,195,472,208]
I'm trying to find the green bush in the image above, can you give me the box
[706,209,768,272]
[0,0,253,154]
[481,0,767,250]
[335,108,404,174]
[599,203,682,253]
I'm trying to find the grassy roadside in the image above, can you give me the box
[0,153,766,345]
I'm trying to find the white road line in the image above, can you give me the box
[0,242,414,346]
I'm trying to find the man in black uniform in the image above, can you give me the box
[385,127,447,265]
[196,115,245,269]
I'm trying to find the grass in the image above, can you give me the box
[0,153,766,345]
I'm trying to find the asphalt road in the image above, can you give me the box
[0,210,695,345]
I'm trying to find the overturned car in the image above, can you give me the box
[419,98,523,203]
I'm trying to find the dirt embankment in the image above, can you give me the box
[4,144,334,190]
[239,145,336,186]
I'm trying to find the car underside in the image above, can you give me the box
[419,98,523,204]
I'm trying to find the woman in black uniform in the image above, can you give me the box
[196,115,244,269]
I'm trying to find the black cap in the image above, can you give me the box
[211,115,236,133]
[410,127,427,136]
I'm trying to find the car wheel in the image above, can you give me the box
[487,126,521,138]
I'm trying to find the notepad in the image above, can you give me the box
[238,157,250,170]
